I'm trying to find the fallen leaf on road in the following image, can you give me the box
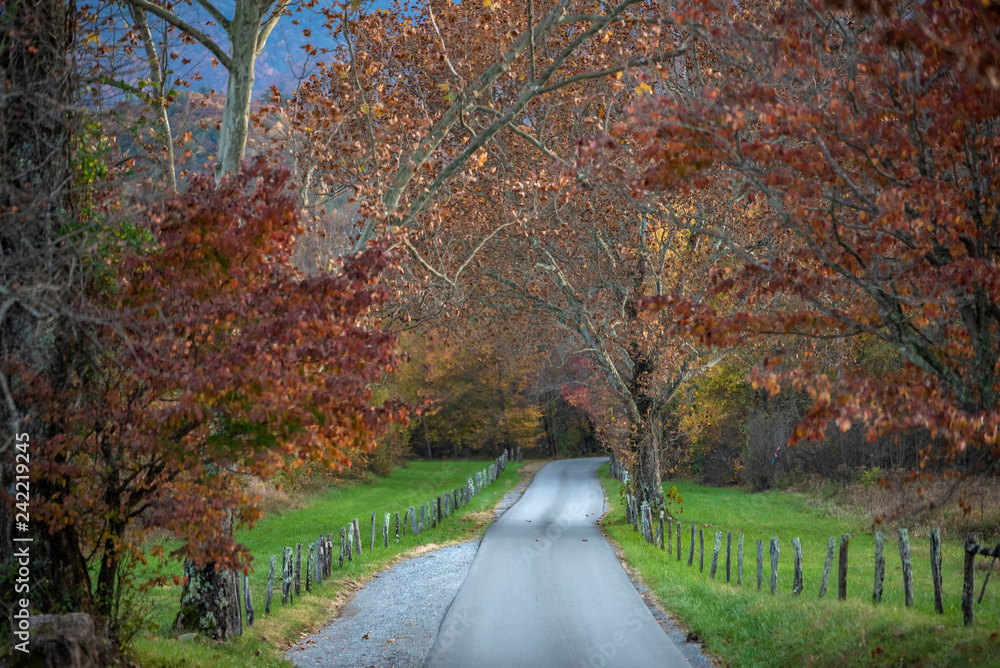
[363,633,370,639]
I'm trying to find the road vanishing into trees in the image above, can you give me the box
[424,458,690,668]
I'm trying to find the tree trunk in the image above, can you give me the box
[130,4,176,190]
[626,348,665,510]
[216,3,258,177]
[0,0,99,628]
[629,423,666,510]
[175,560,243,640]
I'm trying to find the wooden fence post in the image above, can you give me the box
[898,528,913,607]
[769,537,779,595]
[726,532,732,583]
[282,546,293,605]
[370,513,376,553]
[339,528,346,569]
[280,549,288,605]
[328,534,334,574]
[757,539,763,591]
[410,506,417,534]
[738,534,744,585]
[711,531,721,579]
[873,531,885,604]
[978,547,998,605]
[699,529,705,572]
[657,513,665,550]
[963,534,977,626]
[346,526,353,563]
[315,537,323,584]
[930,528,943,613]
[689,524,695,566]
[792,537,803,596]
[265,555,275,614]
[419,505,426,534]
[295,543,302,596]
[354,519,363,557]
[383,512,390,548]
[305,544,313,593]
[243,573,254,627]
[641,502,651,543]
[819,536,834,598]
[395,512,401,543]
[232,570,243,636]
[668,517,673,554]
[838,533,849,601]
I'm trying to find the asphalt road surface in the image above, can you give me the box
[424,457,691,668]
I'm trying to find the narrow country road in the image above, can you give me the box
[424,457,690,668]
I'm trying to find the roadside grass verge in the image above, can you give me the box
[598,464,1000,667]
[131,460,524,667]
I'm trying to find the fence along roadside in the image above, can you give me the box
[607,452,996,627]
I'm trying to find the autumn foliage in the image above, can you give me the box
[632,0,1000,462]
[6,161,402,624]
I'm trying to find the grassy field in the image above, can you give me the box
[598,464,1000,667]
[131,459,524,667]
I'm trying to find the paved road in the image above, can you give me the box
[424,458,690,668]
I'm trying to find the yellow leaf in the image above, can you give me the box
[635,83,652,96]
[359,104,369,114]
[483,0,491,5]
[439,82,450,92]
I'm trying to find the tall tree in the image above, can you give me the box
[125,0,293,175]
[275,0,730,509]
[0,0,102,626]
[633,0,1000,462]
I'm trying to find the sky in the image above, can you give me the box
[164,0,393,96]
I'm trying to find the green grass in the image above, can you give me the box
[598,465,1000,667]
[131,460,524,667]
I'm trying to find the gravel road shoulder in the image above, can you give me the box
[286,462,543,668]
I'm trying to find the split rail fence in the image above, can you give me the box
[223,451,509,632]
[609,453,998,627]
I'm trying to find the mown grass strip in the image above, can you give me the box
[132,460,523,667]
[598,464,1000,667]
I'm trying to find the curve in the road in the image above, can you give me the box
[424,457,691,668]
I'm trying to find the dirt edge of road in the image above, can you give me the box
[598,482,717,668]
